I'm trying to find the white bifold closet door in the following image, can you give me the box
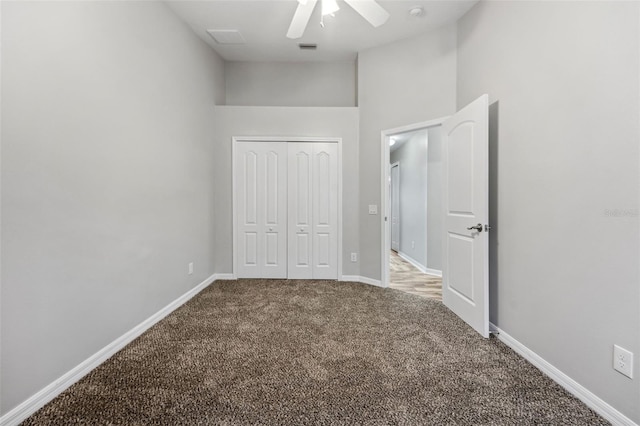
[288,143,338,279]
[236,142,288,279]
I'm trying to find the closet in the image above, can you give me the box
[234,141,339,280]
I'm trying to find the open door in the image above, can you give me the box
[442,94,489,338]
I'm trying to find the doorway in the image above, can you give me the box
[381,118,447,298]
[381,96,490,337]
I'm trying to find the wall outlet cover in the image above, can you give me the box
[613,344,634,379]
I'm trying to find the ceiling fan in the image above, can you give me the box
[287,0,390,39]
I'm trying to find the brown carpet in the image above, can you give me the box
[23,279,607,425]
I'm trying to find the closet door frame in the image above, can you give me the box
[232,136,343,280]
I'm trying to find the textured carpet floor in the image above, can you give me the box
[23,280,607,425]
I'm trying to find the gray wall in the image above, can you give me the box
[0,1,225,414]
[211,106,360,276]
[390,127,443,272]
[391,130,428,268]
[225,61,357,107]
[426,126,443,272]
[458,1,640,422]
[357,25,457,280]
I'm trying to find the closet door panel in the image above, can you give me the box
[244,233,258,266]
[236,148,260,278]
[312,144,338,279]
[288,144,313,279]
[261,145,288,278]
[236,142,287,279]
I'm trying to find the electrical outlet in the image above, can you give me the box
[188,262,194,275]
[613,345,634,379]
[368,205,378,215]
[350,253,358,262]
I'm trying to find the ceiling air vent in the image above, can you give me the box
[207,30,245,45]
[298,43,318,50]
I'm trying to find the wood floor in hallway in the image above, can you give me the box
[389,251,442,301]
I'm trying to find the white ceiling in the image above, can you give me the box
[165,0,478,62]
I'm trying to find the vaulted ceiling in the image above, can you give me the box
[166,0,478,62]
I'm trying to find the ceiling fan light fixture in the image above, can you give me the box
[321,0,340,16]
[287,0,389,39]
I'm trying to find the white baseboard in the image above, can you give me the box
[0,273,224,426]
[341,275,385,288]
[490,323,637,426]
[424,268,442,277]
[397,252,442,277]
[397,251,427,273]
[214,273,237,280]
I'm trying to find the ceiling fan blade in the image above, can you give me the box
[287,0,318,39]
[343,0,390,27]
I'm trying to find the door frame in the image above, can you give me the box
[232,136,343,280]
[380,117,448,288]
[389,161,400,252]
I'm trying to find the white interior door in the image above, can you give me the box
[288,142,338,279]
[390,163,400,252]
[288,143,313,279]
[236,142,288,279]
[311,143,338,279]
[442,94,490,338]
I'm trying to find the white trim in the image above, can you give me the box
[0,274,223,426]
[234,136,340,144]
[389,161,400,253]
[383,119,450,137]
[396,252,442,277]
[381,117,449,288]
[340,275,385,288]
[490,323,638,426]
[232,136,343,281]
[423,131,429,280]
[424,268,443,278]
[232,138,238,281]
[213,273,237,280]
[337,139,343,282]
[397,251,427,273]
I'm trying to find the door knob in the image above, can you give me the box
[269,227,273,231]
[467,223,483,232]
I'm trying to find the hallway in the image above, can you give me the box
[389,251,442,300]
